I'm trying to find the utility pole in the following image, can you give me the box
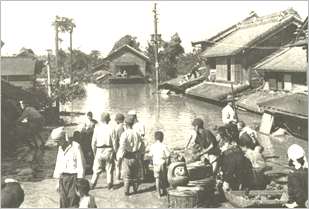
[45,49,52,97]
[153,3,159,90]
[70,27,73,84]
[55,21,60,115]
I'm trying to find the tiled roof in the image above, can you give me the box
[186,82,250,102]
[1,57,37,76]
[258,93,308,118]
[254,46,307,72]
[192,12,258,45]
[106,45,149,61]
[201,15,301,58]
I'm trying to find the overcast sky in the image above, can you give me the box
[1,1,308,57]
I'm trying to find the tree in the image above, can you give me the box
[176,46,203,75]
[145,39,168,82]
[160,33,185,80]
[109,35,141,55]
[89,50,104,68]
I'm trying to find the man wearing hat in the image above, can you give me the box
[90,112,116,190]
[128,110,146,180]
[222,95,237,125]
[114,113,126,181]
[117,114,146,196]
[192,118,220,179]
[15,100,46,149]
[52,126,86,208]
[285,144,308,208]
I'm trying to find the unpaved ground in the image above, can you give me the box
[19,172,234,208]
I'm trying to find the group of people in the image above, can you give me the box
[50,110,171,208]
[183,94,308,208]
[13,97,308,208]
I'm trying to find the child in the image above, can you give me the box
[75,178,97,208]
[148,131,170,198]
[253,145,267,169]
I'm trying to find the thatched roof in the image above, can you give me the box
[254,46,307,72]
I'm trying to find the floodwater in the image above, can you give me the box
[61,83,308,170]
[2,83,307,182]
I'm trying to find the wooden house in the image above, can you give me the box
[253,46,307,92]
[1,49,45,89]
[201,8,302,88]
[103,45,149,84]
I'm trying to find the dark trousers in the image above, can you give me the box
[189,71,197,79]
[59,173,80,208]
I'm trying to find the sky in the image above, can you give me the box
[1,1,308,57]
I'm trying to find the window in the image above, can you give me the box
[227,58,231,81]
[208,58,216,69]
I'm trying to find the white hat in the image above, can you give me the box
[287,144,305,161]
[128,110,136,115]
[50,126,66,141]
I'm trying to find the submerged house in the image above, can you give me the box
[1,48,45,89]
[102,45,149,84]
[186,8,303,104]
[236,15,308,113]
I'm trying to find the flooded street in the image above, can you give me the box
[62,83,262,149]
[2,83,307,183]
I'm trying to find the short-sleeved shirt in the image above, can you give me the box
[133,122,145,137]
[148,142,170,164]
[222,105,236,125]
[92,123,116,149]
[79,195,97,208]
[195,129,220,156]
[114,123,125,152]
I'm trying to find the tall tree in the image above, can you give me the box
[160,33,185,80]
[176,46,203,75]
[109,35,141,55]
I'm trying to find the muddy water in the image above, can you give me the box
[2,83,307,182]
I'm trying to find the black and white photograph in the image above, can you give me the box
[1,1,308,208]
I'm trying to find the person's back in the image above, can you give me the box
[148,131,170,198]
[288,167,308,207]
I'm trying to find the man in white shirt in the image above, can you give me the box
[117,115,146,196]
[222,95,237,125]
[128,110,146,180]
[90,112,116,190]
[52,126,86,208]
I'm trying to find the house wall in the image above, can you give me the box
[109,49,147,77]
[1,75,35,89]
[263,72,306,92]
[237,24,298,88]
[215,57,227,81]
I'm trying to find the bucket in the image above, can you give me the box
[167,187,203,208]
[188,178,215,207]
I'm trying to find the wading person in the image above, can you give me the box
[220,135,246,191]
[114,113,126,181]
[75,178,97,208]
[15,100,46,149]
[81,111,98,137]
[237,121,259,149]
[285,144,308,208]
[148,131,170,198]
[117,115,146,196]
[222,95,237,125]
[189,63,199,79]
[90,112,116,190]
[128,110,146,180]
[192,118,220,179]
[52,127,86,208]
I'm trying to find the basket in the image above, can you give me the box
[167,187,203,208]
